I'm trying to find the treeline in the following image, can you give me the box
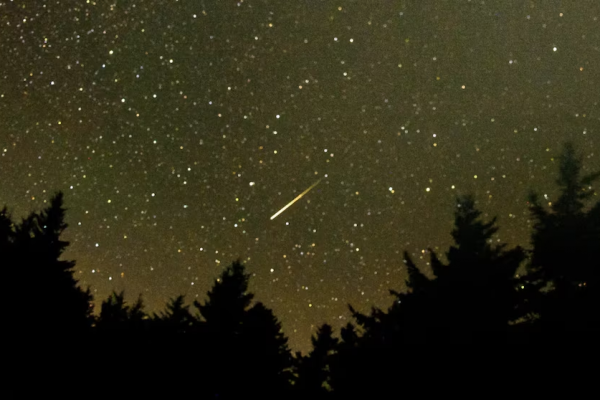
[3,143,600,397]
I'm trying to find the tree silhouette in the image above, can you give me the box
[5,192,93,339]
[351,195,524,346]
[194,259,253,337]
[96,291,146,331]
[0,207,13,255]
[94,291,148,366]
[241,302,294,396]
[525,142,600,337]
[153,294,196,334]
[0,207,16,331]
[423,195,525,339]
[193,260,293,398]
[12,176,600,393]
[327,195,526,397]
[0,193,95,389]
[294,323,338,399]
[327,323,360,398]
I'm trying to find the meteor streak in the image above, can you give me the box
[270,177,323,220]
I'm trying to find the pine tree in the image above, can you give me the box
[96,291,146,331]
[430,195,525,336]
[528,143,595,289]
[194,259,253,337]
[241,302,293,395]
[328,323,360,398]
[294,323,338,399]
[7,192,93,336]
[193,260,293,398]
[0,207,16,328]
[1,193,94,387]
[153,295,196,334]
[350,195,524,345]
[526,142,600,335]
[0,206,13,256]
[331,196,525,397]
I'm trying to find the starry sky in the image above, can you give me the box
[2,0,600,352]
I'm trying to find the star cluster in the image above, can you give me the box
[2,0,600,351]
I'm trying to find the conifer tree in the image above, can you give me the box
[194,259,253,337]
[333,196,525,397]
[426,195,525,335]
[7,192,93,336]
[328,323,360,398]
[526,142,600,334]
[0,207,13,255]
[193,260,293,398]
[96,291,146,331]
[242,302,293,395]
[153,295,196,334]
[294,323,338,399]
[350,195,524,346]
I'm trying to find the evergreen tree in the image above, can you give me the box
[0,206,13,256]
[339,322,358,347]
[528,143,597,288]
[352,195,524,345]
[194,259,253,337]
[0,207,16,330]
[331,196,525,397]
[6,192,93,337]
[425,195,525,337]
[328,323,360,398]
[39,193,94,331]
[96,291,146,331]
[193,260,293,398]
[153,295,196,334]
[95,290,147,354]
[526,142,600,335]
[0,193,94,389]
[241,302,294,395]
[294,323,338,399]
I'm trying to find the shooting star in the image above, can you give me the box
[270,177,324,220]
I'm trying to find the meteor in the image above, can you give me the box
[270,177,323,220]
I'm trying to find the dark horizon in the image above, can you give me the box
[3,141,600,397]
[2,0,600,354]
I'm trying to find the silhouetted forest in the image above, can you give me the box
[4,143,600,397]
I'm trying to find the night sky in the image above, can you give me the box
[2,0,600,352]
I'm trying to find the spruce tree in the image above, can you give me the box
[193,260,293,398]
[194,259,253,337]
[294,323,338,399]
[353,195,524,344]
[241,302,293,395]
[7,192,93,336]
[153,295,196,334]
[427,195,525,337]
[96,291,146,331]
[526,142,600,335]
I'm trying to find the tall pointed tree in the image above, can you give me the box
[351,195,524,345]
[526,142,600,333]
[7,192,93,335]
[528,143,595,288]
[153,295,196,334]
[0,207,13,256]
[241,302,293,395]
[193,260,293,398]
[328,323,360,397]
[194,259,253,337]
[0,207,17,335]
[96,291,146,331]
[427,195,525,334]
[333,196,525,397]
[294,323,338,399]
